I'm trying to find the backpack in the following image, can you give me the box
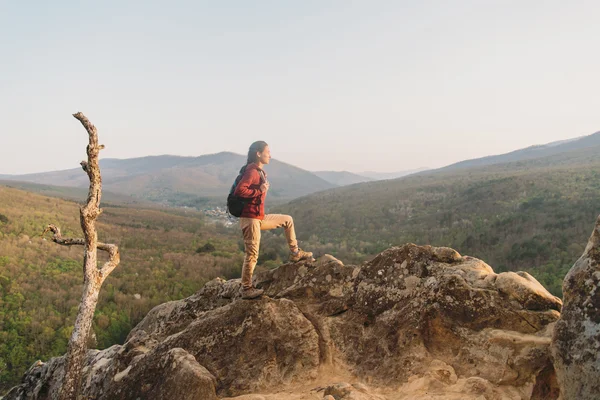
[226,165,266,217]
[227,166,247,217]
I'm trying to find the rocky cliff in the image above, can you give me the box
[6,240,581,400]
[551,215,600,400]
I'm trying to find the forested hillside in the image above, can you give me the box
[0,180,151,206]
[0,186,244,392]
[274,148,600,297]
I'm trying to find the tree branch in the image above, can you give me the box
[42,224,119,258]
[73,112,102,217]
[42,224,84,246]
[99,244,120,280]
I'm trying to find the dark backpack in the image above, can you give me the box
[227,165,249,217]
[227,165,266,217]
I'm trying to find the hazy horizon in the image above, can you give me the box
[0,150,433,176]
[1,1,599,175]
[1,128,590,176]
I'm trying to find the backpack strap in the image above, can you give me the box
[255,169,268,206]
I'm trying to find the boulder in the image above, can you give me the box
[6,243,563,400]
[551,215,600,399]
[104,347,218,400]
[271,244,561,386]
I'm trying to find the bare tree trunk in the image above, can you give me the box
[60,280,100,399]
[42,112,120,400]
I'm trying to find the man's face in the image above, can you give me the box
[258,145,271,165]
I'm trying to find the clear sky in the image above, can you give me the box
[1,0,598,174]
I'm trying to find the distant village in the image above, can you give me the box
[201,206,236,226]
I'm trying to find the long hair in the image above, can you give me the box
[246,141,268,165]
[238,141,268,174]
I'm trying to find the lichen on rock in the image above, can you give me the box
[551,215,600,400]
[6,242,566,400]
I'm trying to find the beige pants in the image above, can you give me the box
[240,214,299,289]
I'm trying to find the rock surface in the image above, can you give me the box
[6,243,565,400]
[551,215,600,400]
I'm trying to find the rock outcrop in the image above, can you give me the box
[551,215,600,400]
[6,243,564,400]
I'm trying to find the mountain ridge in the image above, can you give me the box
[313,170,372,186]
[3,131,599,209]
[438,131,600,171]
[2,152,335,207]
[356,167,431,180]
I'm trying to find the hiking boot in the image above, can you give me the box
[289,248,313,262]
[241,287,264,299]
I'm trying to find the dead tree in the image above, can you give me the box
[42,112,120,400]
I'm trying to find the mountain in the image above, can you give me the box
[2,152,336,207]
[272,131,600,296]
[440,132,600,171]
[313,170,373,186]
[357,167,430,180]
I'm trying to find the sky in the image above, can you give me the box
[0,0,599,175]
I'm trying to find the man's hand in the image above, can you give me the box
[260,182,270,192]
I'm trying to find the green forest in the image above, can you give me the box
[272,158,600,297]
[0,186,245,392]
